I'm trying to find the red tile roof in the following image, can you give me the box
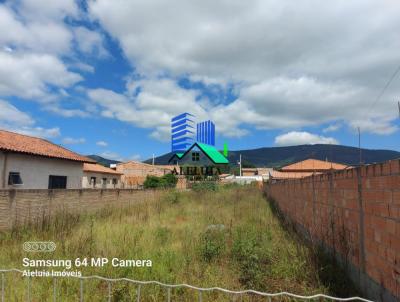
[83,163,122,175]
[280,159,347,172]
[0,130,94,163]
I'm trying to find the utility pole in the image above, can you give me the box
[239,154,242,177]
[398,101,400,118]
[358,127,362,166]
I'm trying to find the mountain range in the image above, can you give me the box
[142,144,400,168]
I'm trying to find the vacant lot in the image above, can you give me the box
[0,186,348,301]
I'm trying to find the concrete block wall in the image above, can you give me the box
[0,189,159,231]
[265,159,400,301]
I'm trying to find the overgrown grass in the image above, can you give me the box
[0,186,331,301]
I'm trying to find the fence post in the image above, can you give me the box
[53,277,56,302]
[136,284,141,302]
[167,287,171,302]
[1,272,4,302]
[80,279,83,302]
[108,281,112,302]
[26,276,31,302]
[198,290,202,302]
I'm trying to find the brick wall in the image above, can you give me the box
[0,189,160,231]
[265,159,400,301]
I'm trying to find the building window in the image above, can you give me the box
[112,178,118,185]
[192,152,200,161]
[90,177,97,187]
[102,178,107,183]
[8,172,23,185]
[48,175,67,189]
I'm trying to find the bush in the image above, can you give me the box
[192,181,218,192]
[232,228,269,289]
[143,174,178,189]
[199,228,226,262]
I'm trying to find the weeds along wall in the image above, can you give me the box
[0,189,161,231]
[265,159,400,302]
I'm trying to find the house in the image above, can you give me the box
[115,161,176,188]
[82,163,123,189]
[269,158,348,181]
[0,130,94,189]
[168,142,229,176]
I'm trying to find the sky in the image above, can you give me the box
[0,0,399,162]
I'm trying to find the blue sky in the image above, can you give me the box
[0,0,399,162]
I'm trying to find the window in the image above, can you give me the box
[192,152,200,161]
[112,178,118,185]
[102,178,107,188]
[8,172,23,185]
[48,175,67,189]
[90,177,97,187]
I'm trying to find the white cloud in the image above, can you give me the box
[62,137,86,145]
[43,104,89,118]
[0,99,60,138]
[323,123,342,133]
[70,62,95,73]
[100,151,123,161]
[130,154,141,161]
[274,131,339,146]
[0,1,100,119]
[0,99,34,126]
[0,52,82,100]
[13,127,61,139]
[73,26,108,58]
[88,0,400,136]
[96,140,108,147]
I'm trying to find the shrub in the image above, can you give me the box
[232,228,269,289]
[199,228,226,262]
[143,174,178,189]
[192,181,218,192]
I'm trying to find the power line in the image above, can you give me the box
[366,64,400,115]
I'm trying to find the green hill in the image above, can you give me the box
[144,144,400,168]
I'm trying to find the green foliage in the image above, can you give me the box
[163,191,180,204]
[232,227,268,289]
[242,160,256,168]
[143,174,178,189]
[191,181,218,191]
[200,228,226,262]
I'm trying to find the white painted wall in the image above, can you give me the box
[82,172,121,189]
[0,151,84,189]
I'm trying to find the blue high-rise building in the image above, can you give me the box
[196,120,215,146]
[171,112,195,152]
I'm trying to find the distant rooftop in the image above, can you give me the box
[280,158,348,172]
[83,163,122,175]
